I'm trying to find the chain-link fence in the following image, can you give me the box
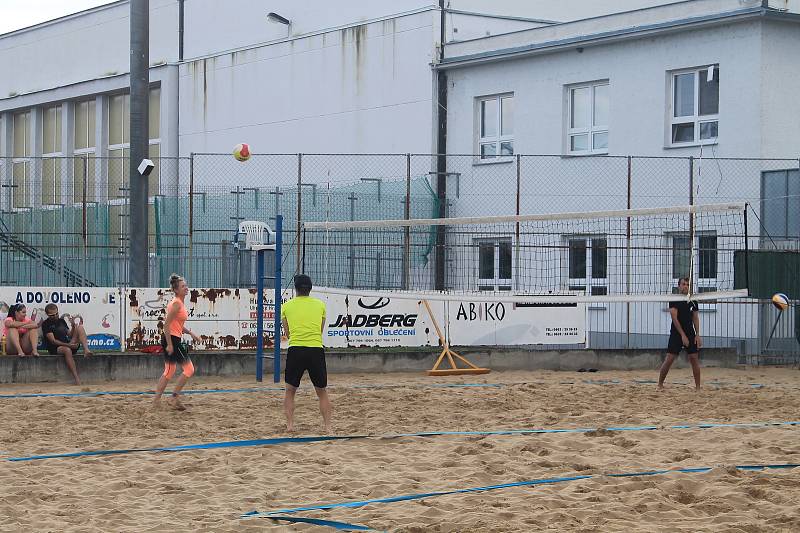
[1,153,799,359]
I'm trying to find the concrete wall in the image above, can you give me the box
[443,0,762,59]
[0,0,177,101]
[450,0,694,23]
[183,1,436,60]
[178,11,438,159]
[180,0,694,59]
[0,347,740,383]
[446,12,551,42]
[760,19,800,158]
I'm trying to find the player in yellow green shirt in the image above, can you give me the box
[280,274,332,433]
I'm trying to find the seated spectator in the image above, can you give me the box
[4,304,40,357]
[41,303,93,385]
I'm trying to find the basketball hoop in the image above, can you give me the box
[239,221,276,251]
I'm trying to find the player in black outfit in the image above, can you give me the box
[658,277,702,390]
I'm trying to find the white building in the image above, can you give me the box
[0,0,724,192]
[437,0,800,351]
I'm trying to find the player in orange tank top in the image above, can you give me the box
[152,273,201,410]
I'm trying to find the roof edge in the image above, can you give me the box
[438,6,769,69]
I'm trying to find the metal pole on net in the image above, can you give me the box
[688,156,695,295]
[744,202,750,294]
[257,216,283,382]
[626,156,632,349]
[256,246,265,382]
[515,154,521,292]
[273,214,283,384]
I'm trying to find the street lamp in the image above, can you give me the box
[267,12,291,36]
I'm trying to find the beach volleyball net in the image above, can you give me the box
[300,202,749,304]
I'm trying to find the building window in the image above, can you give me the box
[568,237,608,298]
[107,93,130,200]
[148,87,161,194]
[42,105,63,205]
[761,169,800,241]
[107,89,161,200]
[671,232,717,290]
[670,65,718,146]
[12,111,31,209]
[477,94,513,159]
[477,239,512,291]
[567,82,609,154]
[73,99,97,204]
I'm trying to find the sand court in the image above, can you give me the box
[2,368,800,531]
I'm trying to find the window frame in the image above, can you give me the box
[566,235,608,308]
[476,93,514,161]
[41,104,63,205]
[669,65,719,147]
[476,238,513,291]
[566,81,609,155]
[73,98,97,205]
[760,169,800,242]
[107,93,131,200]
[11,110,31,210]
[669,231,718,310]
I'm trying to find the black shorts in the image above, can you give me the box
[667,332,698,355]
[47,335,75,355]
[47,344,79,356]
[161,335,191,363]
[285,346,327,388]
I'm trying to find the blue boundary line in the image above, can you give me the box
[259,516,379,531]
[7,421,799,462]
[242,463,800,523]
[0,383,505,399]
[0,378,781,400]
[0,386,286,399]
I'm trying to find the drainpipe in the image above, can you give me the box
[178,0,185,61]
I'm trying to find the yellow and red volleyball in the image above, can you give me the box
[233,143,251,162]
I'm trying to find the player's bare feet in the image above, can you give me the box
[168,396,186,411]
[657,384,665,392]
[84,350,94,357]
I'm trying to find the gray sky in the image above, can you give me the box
[0,0,112,35]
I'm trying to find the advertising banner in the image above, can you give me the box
[0,286,584,352]
[0,287,123,351]
[125,288,281,351]
[445,300,586,345]
[315,289,439,348]
[313,289,586,347]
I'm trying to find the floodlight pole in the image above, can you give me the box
[130,0,150,287]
